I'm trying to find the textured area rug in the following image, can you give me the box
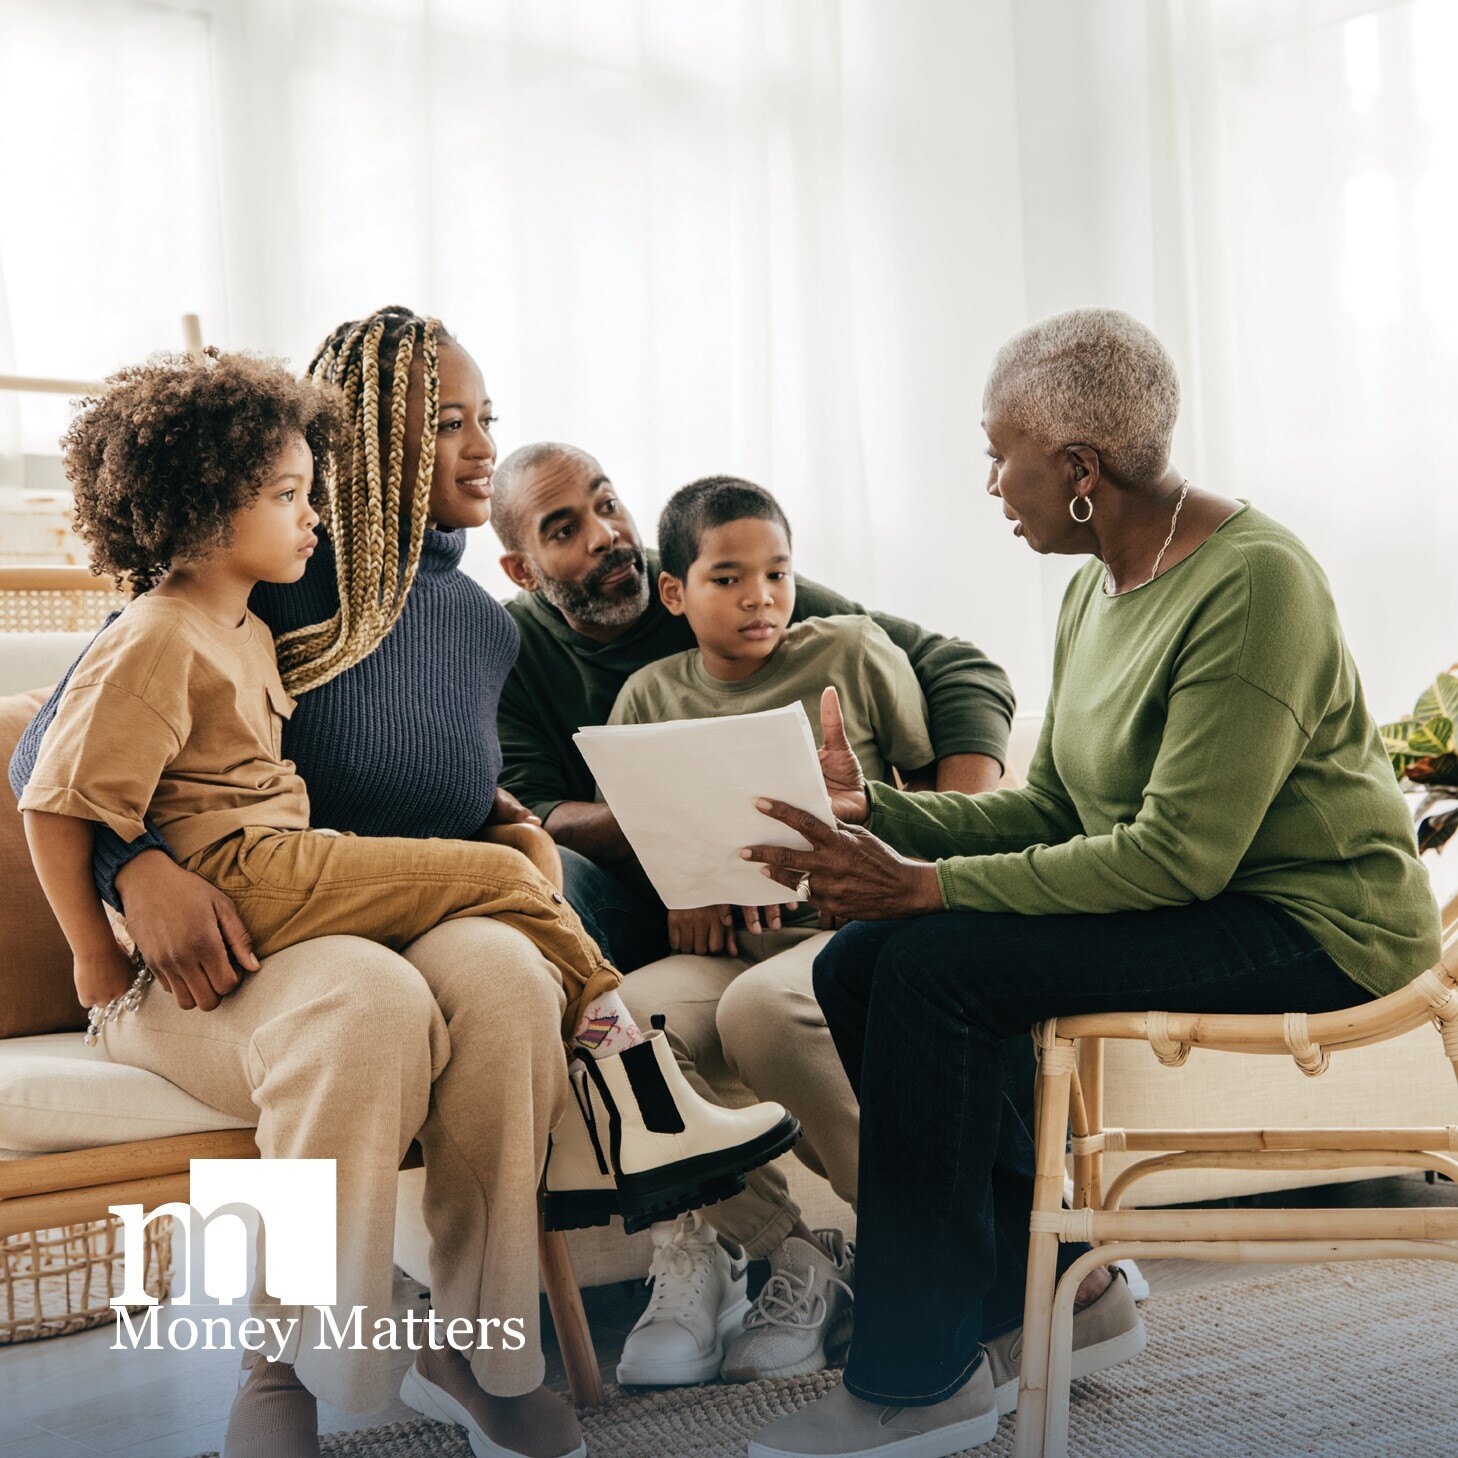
[196,1259,1458,1457]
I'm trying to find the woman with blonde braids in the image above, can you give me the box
[12,308,785,1458]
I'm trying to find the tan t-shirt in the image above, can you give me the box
[20,595,310,860]
[608,614,935,785]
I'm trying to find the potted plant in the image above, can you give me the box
[1380,666,1458,854]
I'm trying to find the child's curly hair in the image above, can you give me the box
[62,349,345,595]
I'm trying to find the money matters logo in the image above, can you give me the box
[110,1158,524,1361]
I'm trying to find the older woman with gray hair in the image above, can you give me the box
[744,308,1440,1457]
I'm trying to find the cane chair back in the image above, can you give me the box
[0,567,123,634]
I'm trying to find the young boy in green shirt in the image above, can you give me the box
[608,475,935,953]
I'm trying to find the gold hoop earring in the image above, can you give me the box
[1069,494,1093,523]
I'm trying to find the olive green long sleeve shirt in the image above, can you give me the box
[867,506,1439,998]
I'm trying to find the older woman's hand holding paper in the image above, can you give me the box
[742,687,943,921]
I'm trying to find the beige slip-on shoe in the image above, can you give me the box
[985,1265,1147,1415]
[749,1360,998,1458]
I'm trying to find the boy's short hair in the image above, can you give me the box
[657,476,793,581]
[63,349,344,595]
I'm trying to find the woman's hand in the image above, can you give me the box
[668,905,739,956]
[73,941,139,1011]
[817,686,870,825]
[738,901,799,935]
[741,800,944,922]
[486,786,542,827]
[113,849,260,1012]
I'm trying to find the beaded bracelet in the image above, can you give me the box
[83,958,154,1048]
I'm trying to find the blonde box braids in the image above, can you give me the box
[276,306,444,696]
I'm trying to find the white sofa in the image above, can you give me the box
[2,636,1454,1294]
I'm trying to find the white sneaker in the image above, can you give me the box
[615,1211,750,1386]
[721,1228,854,1382]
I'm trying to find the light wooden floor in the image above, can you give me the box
[3,1173,1454,1457]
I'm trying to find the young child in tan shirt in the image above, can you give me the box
[20,351,622,1044]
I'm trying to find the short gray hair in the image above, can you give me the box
[984,308,1179,487]
[492,441,595,552]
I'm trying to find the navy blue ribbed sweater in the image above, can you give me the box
[8,527,520,907]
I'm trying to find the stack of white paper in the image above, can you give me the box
[573,703,834,909]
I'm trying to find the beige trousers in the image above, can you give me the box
[102,916,568,1412]
[618,928,859,1257]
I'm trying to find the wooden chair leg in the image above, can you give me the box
[1073,1038,1104,1212]
[538,1225,604,1408]
[1014,1027,1077,1458]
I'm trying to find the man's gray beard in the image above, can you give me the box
[537,564,650,628]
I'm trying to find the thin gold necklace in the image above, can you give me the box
[1103,478,1191,596]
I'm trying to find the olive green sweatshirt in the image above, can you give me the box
[500,551,1015,825]
[867,506,1439,998]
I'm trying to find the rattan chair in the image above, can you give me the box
[0,566,123,633]
[1013,923,1458,1457]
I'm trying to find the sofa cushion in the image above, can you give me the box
[0,633,93,698]
[0,686,87,1038]
[0,1031,252,1152]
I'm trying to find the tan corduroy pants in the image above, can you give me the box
[101,916,569,1411]
[618,928,858,1257]
[183,826,620,1038]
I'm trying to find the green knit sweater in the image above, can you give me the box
[867,505,1439,998]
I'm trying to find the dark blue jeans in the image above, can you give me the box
[813,893,1367,1406]
[559,846,670,972]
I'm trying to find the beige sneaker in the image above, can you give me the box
[985,1266,1147,1415]
[749,1360,997,1457]
[722,1229,854,1382]
[400,1355,585,1458]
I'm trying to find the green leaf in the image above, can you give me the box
[1414,671,1458,723]
[1381,716,1421,753]
[1407,718,1454,756]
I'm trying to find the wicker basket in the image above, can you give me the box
[0,1216,174,1344]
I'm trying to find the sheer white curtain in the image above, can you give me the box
[1181,0,1458,721]
[0,252,18,490]
[206,0,1029,607]
[1,0,1450,714]
[0,0,228,455]
[0,0,1036,658]
[1009,0,1458,719]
